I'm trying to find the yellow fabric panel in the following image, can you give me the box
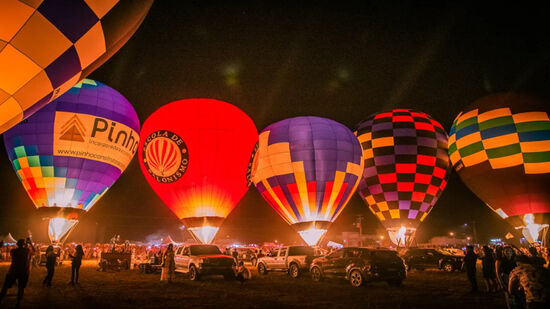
[449,151,461,166]
[524,162,550,174]
[0,0,34,41]
[456,109,478,125]
[420,213,428,222]
[357,132,371,143]
[268,161,293,176]
[262,180,297,224]
[84,0,119,18]
[21,179,30,190]
[75,22,106,68]
[477,107,512,123]
[363,148,373,159]
[372,136,394,148]
[461,150,488,167]
[323,170,345,218]
[346,162,364,178]
[293,166,308,219]
[43,177,55,189]
[488,153,523,169]
[50,73,81,101]
[18,157,29,169]
[11,12,72,68]
[54,177,65,189]
[512,111,550,123]
[448,133,456,145]
[520,140,550,153]
[389,209,400,219]
[29,166,42,178]
[0,97,23,132]
[13,70,52,110]
[482,133,519,150]
[378,201,389,212]
[0,45,42,94]
[366,195,376,206]
[456,131,482,149]
[376,212,386,221]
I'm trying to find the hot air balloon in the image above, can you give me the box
[138,99,258,244]
[249,117,364,246]
[3,79,140,243]
[355,109,451,246]
[449,93,550,243]
[0,0,153,133]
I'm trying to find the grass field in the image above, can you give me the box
[0,261,504,309]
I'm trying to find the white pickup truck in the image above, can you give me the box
[256,246,316,278]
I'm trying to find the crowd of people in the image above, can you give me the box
[462,244,549,309]
[1,237,549,308]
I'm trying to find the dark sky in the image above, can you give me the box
[2,1,550,244]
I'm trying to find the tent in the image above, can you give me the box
[2,233,17,244]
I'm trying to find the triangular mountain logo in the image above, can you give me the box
[59,115,86,142]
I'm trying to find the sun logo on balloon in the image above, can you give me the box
[143,130,189,183]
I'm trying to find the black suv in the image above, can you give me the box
[310,247,406,287]
[400,248,463,272]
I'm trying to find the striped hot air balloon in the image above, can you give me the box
[249,116,364,246]
[355,109,451,246]
[449,93,550,243]
[3,79,140,242]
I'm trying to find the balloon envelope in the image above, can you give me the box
[449,93,550,242]
[250,117,364,246]
[355,109,451,245]
[138,99,258,244]
[0,0,153,133]
[3,79,140,242]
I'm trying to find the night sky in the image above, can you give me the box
[1,2,549,244]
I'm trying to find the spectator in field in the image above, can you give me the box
[0,238,35,308]
[463,245,478,292]
[235,260,250,285]
[481,245,498,292]
[69,245,84,285]
[509,255,550,309]
[42,246,58,287]
[232,248,239,261]
[496,246,517,291]
[528,247,546,268]
[160,244,175,283]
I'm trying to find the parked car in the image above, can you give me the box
[175,244,236,280]
[310,247,406,287]
[256,245,316,278]
[400,248,463,272]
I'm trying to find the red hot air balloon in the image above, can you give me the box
[138,99,258,244]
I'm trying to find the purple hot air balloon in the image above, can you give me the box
[3,79,139,243]
[249,116,364,246]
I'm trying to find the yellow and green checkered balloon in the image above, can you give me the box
[449,93,550,240]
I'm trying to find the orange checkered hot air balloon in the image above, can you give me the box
[449,93,550,243]
[0,0,153,133]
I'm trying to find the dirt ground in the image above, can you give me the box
[0,260,504,309]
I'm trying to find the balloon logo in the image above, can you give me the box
[449,93,550,243]
[143,131,189,181]
[0,0,153,133]
[139,99,258,244]
[355,109,451,246]
[3,79,140,243]
[250,117,364,246]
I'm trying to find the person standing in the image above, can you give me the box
[463,245,478,292]
[508,255,550,309]
[496,246,517,291]
[160,244,175,283]
[42,246,58,287]
[0,238,35,308]
[481,245,498,292]
[69,245,84,285]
